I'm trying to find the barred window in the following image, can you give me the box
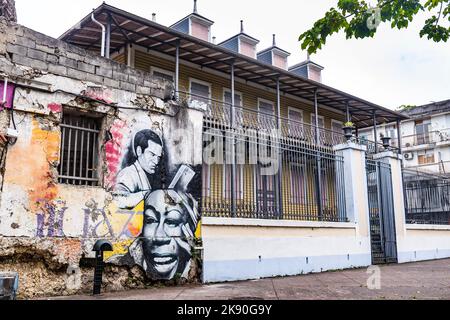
[58,111,102,186]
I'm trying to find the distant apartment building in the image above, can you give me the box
[360,99,450,176]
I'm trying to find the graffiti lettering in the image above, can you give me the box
[36,199,67,238]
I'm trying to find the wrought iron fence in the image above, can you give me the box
[199,93,347,222]
[403,168,450,225]
[366,159,398,264]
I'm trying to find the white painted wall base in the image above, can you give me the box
[202,220,372,283]
[397,226,450,264]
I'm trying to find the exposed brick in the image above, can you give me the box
[35,44,56,54]
[77,61,95,74]
[85,73,104,85]
[66,51,85,62]
[11,54,45,69]
[95,66,113,78]
[127,74,143,86]
[136,85,151,95]
[14,36,36,49]
[103,77,119,88]
[47,64,67,76]
[120,81,136,92]
[46,54,59,64]
[67,68,88,81]
[6,44,27,56]
[28,58,48,70]
[27,48,47,61]
[112,71,128,82]
[59,56,78,69]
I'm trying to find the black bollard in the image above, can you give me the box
[92,240,113,296]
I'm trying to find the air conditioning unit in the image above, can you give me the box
[404,152,414,161]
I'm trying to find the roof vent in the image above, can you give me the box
[289,55,324,83]
[170,0,214,42]
[218,20,260,58]
[256,34,290,70]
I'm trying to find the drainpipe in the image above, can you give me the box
[91,11,106,57]
[373,111,378,153]
[105,15,112,59]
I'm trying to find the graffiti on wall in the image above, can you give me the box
[36,199,67,238]
[2,98,202,281]
[106,125,201,280]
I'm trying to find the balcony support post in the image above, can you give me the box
[276,77,284,218]
[346,101,351,123]
[230,61,237,217]
[373,111,378,154]
[175,40,180,99]
[397,119,402,154]
[314,89,323,220]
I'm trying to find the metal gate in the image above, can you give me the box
[366,160,398,264]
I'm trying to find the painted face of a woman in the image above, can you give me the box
[141,190,189,279]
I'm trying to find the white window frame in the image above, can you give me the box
[223,88,243,107]
[189,78,212,98]
[150,66,175,81]
[257,98,275,115]
[288,107,304,123]
[288,107,304,137]
[189,78,212,111]
[331,119,343,132]
[311,114,325,128]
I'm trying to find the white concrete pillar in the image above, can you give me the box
[372,151,406,240]
[333,142,370,237]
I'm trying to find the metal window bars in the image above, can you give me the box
[58,113,101,186]
[403,168,450,225]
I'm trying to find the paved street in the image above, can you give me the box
[45,259,450,300]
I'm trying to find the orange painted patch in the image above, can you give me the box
[4,119,60,212]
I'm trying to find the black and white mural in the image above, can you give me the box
[105,110,202,280]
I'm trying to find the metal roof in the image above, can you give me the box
[58,3,409,128]
[400,99,450,119]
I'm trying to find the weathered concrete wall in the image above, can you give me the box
[0,20,204,298]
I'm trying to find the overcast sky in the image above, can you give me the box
[15,0,450,110]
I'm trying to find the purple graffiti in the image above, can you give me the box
[36,199,67,238]
[81,201,115,247]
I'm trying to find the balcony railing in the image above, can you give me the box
[402,128,450,149]
[403,168,450,225]
[179,91,394,153]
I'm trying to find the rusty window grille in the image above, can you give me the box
[58,112,102,186]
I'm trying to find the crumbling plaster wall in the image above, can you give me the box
[0,19,204,298]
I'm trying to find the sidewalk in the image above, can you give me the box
[44,259,450,300]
